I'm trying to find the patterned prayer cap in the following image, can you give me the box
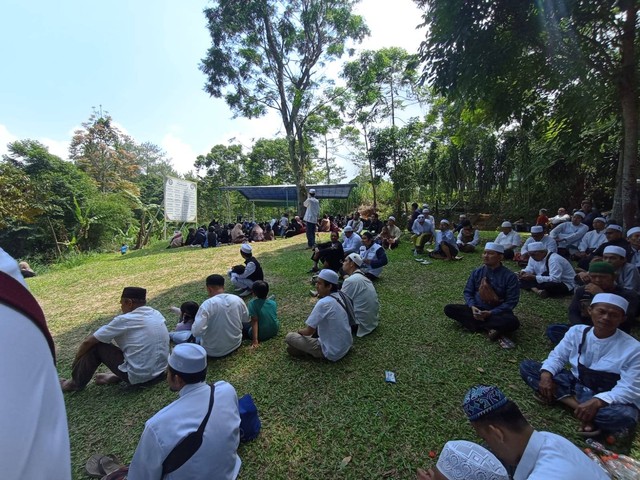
[462,385,508,421]
[436,440,509,480]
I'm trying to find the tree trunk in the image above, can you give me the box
[612,147,624,221]
[616,3,639,229]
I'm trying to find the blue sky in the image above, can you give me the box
[0,0,425,177]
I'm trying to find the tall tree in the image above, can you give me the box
[306,105,347,184]
[200,0,369,213]
[417,0,638,226]
[70,111,141,196]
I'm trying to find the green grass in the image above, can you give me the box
[29,232,639,479]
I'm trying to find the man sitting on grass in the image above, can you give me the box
[462,384,609,479]
[429,219,459,260]
[285,269,353,361]
[517,242,575,298]
[456,220,480,253]
[192,275,249,358]
[493,221,521,260]
[309,231,344,273]
[411,214,434,255]
[60,287,169,392]
[228,244,264,297]
[341,225,362,256]
[242,280,279,349]
[444,242,520,342]
[127,343,242,480]
[341,253,380,337]
[359,231,388,280]
[520,293,640,440]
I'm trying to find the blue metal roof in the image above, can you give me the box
[220,184,357,205]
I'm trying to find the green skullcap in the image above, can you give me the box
[588,262,615,275]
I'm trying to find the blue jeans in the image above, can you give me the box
[306,221,316,247]
[546,324,570,345]
[520,360,639,433]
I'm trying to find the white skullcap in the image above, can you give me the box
[318,269,339,285]
[344,225,353,232]
[591,293,629,314]
[418,215,425,220]
[484,242,504,253]
[530,225,544,233]
[168,343,207,374]
[347,253,363,267]
[593,217,606,224]
[440,219,450,225]
[573,211,585,218]
[501,221,512,228]
[422,208,430,214]
[606,224,623,232]
[240,244,252,254]
[437,440,509,480]
[627,227,640,237]
[527,241,547,252]
[388,216,396,222]
[0,248,27,288]
[309,188,316,194]
[422,204,429,209]
[604,245,626,258]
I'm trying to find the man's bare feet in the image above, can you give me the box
[94,373,122,385]
[60,378,81,392]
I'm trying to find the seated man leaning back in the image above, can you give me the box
[444,242,520,342]
[60,287,169,391]
[520,293,640,438]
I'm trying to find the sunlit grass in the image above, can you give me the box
[28,231,639,479]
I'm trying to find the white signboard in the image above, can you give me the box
[164,176,197,222]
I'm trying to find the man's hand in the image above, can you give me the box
[363,258,372,265]
[520,272,536,282]
[577,271,591,283]
[251,341,260,349]
[584,283,604,295]
[471,306,490,321]
[416,468,435,480]
[539,371,556,401]
[574,397,605,423]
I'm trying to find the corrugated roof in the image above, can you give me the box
[220,184,357,205]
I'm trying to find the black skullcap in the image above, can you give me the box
[121,287,146,300]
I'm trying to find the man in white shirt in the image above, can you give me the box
[456,220,480,253]
[627,226,640,271]
[462,384,608,480]
[493,221,521,260]
[549,207,571,226]
[128,343,241,480]
[192,275,249,358]
[60,287,169,391]
[347,212,364,233]
[549,211,589,257]
[520,293,640,438]
[575,217,607,260]
[303,188,320,248]
[0,248,71,479]
[518,242,575,298]
[285,269,352,361]
[411,214,435,254]
[520,225,557,262]
[341,225,362,256]
[603,245,640,294]
[341,253,380,337]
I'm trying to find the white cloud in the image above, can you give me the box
[161,133,199,174]
[0,124,17,157]
[40,137,70,160]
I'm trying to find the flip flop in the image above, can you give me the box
[100,455,124,475]
[86,454,121,478]
[498,337,516,349]
[532,392,555,405]
[577,428,602,438]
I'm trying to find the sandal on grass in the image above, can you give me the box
[100,455,125,475]
[577,426,602,438]
[86,454,121,478]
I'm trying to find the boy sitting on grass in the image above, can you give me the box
[169,301,199,344]
[243,280,279,348]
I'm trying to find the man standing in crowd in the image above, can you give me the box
[444,242,520,341]
[60,287,169,391]
[192,274,249,358]
[303,188,320,248]
[127,343,241,480]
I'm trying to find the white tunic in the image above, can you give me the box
[303,196,320,224]
[520,235,557,256]
[549,222,588,248]
[579,229,606,252]
[617,262,640,293]
[192,294,249,357]
[93,306,170,384]
[514,430,609,480]
[128,381,241,480]
[0,303,72,479]
[456,228,480,247]
[523,252,575,290]
[494,230,522,248]
[411,219,434,236]
[305,296,352,361]
[341,272,380,337]
[341,232,362,255]
[541,325,640,408]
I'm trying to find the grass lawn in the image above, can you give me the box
[30,231,639,479]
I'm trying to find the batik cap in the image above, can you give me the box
[436,440,509,480]
[462,385,508,421]
[530,225,543,234]
[591,293,629,314]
